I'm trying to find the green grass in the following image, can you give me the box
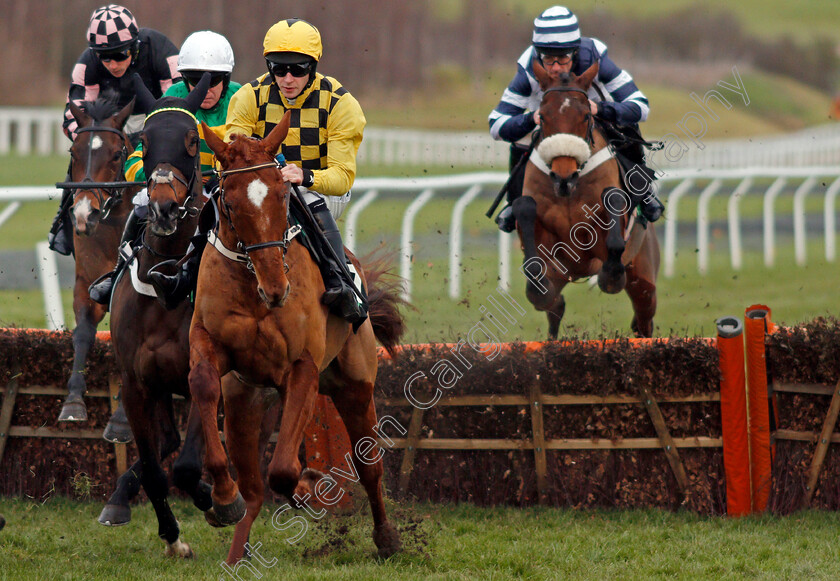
[2,497,840,580]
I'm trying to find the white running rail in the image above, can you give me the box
[3,168,840,309]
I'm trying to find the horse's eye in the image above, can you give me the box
[112,150,123,162]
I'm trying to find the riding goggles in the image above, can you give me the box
[539,49,578,67]
[97,47,133,62]
[182,71,229,88]
[268,61,313,78]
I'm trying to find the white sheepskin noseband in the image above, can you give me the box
[537,134,591,166]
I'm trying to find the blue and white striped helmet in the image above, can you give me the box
[532,6,581,54]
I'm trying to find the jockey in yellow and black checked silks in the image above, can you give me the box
[225,72,364,197]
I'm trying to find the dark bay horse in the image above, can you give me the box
[511,61,660,338]
[100,75,216,557]
[191,116,405,564]
[57,98,138,440]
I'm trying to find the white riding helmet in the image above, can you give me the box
[177,31,235,73]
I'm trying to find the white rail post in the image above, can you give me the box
[448,184,483,299]
[696,179,722,275]
[0,201,21,230]
[792,176,817,266]
[663,178,695,278]
[727,177,753,271]
[824,177,840,262]
[400,189,435,302]
[762,178,787,268]
[36,241,65,330]
[343,189,378,255]
[498,230,515,293]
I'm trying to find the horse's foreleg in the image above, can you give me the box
[330,378,401,558]
[513,196,560,311]
[172,401,212,514]
[597,191,628,295]
[123,383,191,557]
[625,269,657,338]
[267,352,320,501]
[546,296,566,340]
[98,458,142,526]
[220,379,267,565]
[58,293,104,422]
[189,330,242,526]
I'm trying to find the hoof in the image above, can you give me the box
[164,538,194,559]
[0,514,5,531]
[102,417,133,444]
[98,504,131,526]
[294,468,326,498]
[211,492,246,527]
[597,267,626,294]
[58,394,87,422]
[203,508,225,528]
[373,522,402,559]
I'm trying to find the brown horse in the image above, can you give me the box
[100,79,216,557]
[190,115,404,564]
[57,98,137,441]
[511,62,660,339]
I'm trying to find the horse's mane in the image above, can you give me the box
[80,95,121,123]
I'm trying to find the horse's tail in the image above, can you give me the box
[361,252,408,358]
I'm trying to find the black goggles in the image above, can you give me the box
[268,61,313,78]
[182,72,228,88]
[98,47,132,62]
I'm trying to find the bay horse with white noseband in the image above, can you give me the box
[511,61,660,338]
[191,114,405,564]
[99,74,216,558]
[57,98,139,437]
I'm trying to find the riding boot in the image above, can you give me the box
[89,210,143,305]
[638,187,665,223]
[496,206,517,233]
[148,232,207,310]
[496,145,529,233]
[48,187,75,256]
[310,200,367,327]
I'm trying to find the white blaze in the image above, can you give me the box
[91,136,103,150]
[247,179,269,208]
[73,197,93,223]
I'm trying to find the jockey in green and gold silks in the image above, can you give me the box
[124,78,241,183]
[89,31,238,307]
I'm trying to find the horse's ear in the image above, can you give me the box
[184,72,211,113]
[201,121,227,157]
[532,57,552,90]
[262,110,291,156]
[112,97,135,130]
[577,62,600,90]
[69,101,92,128]
[132,73,157,114]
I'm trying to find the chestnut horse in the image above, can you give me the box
[57,98,137,441]
[99,78,216,557]
[190,115,404,564]
[511,62,660,338]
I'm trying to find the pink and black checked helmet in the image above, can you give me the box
[87,5,139,52]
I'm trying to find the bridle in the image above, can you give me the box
[538,85,599,198]
[540,85,595,148]
[65,125,130,220]
[213,158,298,274]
